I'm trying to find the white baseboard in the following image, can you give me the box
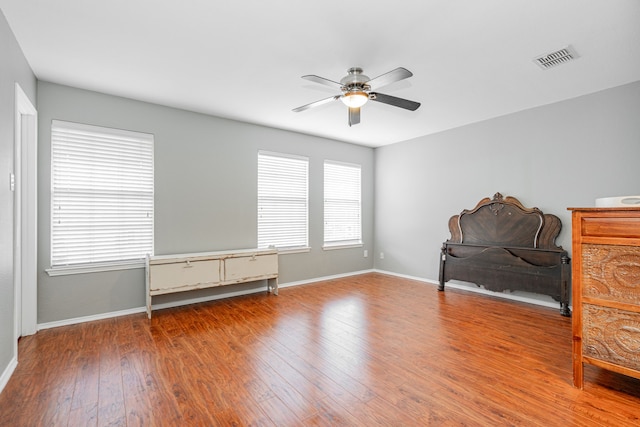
[0,356,17,395]
[150,286,270,312]
[36,269,377,330]
[373,269,568,312]
[280,269,375,288]
[145,269,376,314]
[37,267,567,329]
[35,268,565,331]
[38,307,147,330]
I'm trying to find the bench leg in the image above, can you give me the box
[268,277,278,295]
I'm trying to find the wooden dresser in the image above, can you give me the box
[569,207,640,388]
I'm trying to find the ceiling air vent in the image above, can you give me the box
[534,45,579,70]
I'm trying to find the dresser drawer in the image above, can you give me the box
[224,253,278,283]
[150,259,221,291]
[582,244,640,306]
[581,217,640,238]
[583,304,640,371]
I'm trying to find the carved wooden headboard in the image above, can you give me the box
[446,192,562,250]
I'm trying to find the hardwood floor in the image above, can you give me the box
[2,273,639,426]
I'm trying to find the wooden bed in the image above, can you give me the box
[438,192,571,316]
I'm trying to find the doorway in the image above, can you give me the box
[13,83,37,350]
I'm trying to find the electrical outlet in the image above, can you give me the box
[364,250,368,258]
[380,252,385,259]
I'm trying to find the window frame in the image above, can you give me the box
[323,159,362,250]
[47,120,154,276]
[257,150,310,253]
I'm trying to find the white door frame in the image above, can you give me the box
[14,83,38,349]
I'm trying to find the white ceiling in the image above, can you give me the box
[2,1,640,147]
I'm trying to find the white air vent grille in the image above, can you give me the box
[534,46,578,70]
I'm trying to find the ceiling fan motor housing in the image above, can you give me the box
[340,67,371,94]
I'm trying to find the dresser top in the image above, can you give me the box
[568,207,640,212]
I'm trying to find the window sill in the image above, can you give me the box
[322,243,363,251]
[46,259,146,276]
[277,246,311,255]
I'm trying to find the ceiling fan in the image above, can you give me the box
[292,67,420,126]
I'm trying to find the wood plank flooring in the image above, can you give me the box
[1,273,639,426]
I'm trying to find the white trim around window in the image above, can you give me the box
[258,151,309,251]
[48,120,154,275]
[323,160,362,249]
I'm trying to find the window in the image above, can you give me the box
[258,151,308,250]
[49,120,154,274]
[324,160,362,248]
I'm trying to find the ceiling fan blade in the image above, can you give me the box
[348,107,361,127]
[366,67,413,90]
[301,75,343,89]
[292,95,341,112]
[370,92,421,111]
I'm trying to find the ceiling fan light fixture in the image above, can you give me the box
[341,91,368,108]
[293,67,420,125]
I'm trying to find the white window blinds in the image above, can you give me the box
[258,151,308,250]
[51,120,154,268]
[324,160,362,247]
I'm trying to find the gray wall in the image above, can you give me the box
[37,81,375,323]
[374,81,640,285]
[5,2,639,342]
[0,10,37,382]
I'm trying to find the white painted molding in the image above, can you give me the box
[373,269,571,312]
[14,83,38,339]
[46,259,145,276]
[279,269,375,288]
[37,269,376,330]
[0,357,18,395]
[149,269,376,312]
[35,268,567,331]
[150,286,272,313]
[38,307,147,330]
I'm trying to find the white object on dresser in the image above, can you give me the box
[595,195,640,207]
[145,248,278,318]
